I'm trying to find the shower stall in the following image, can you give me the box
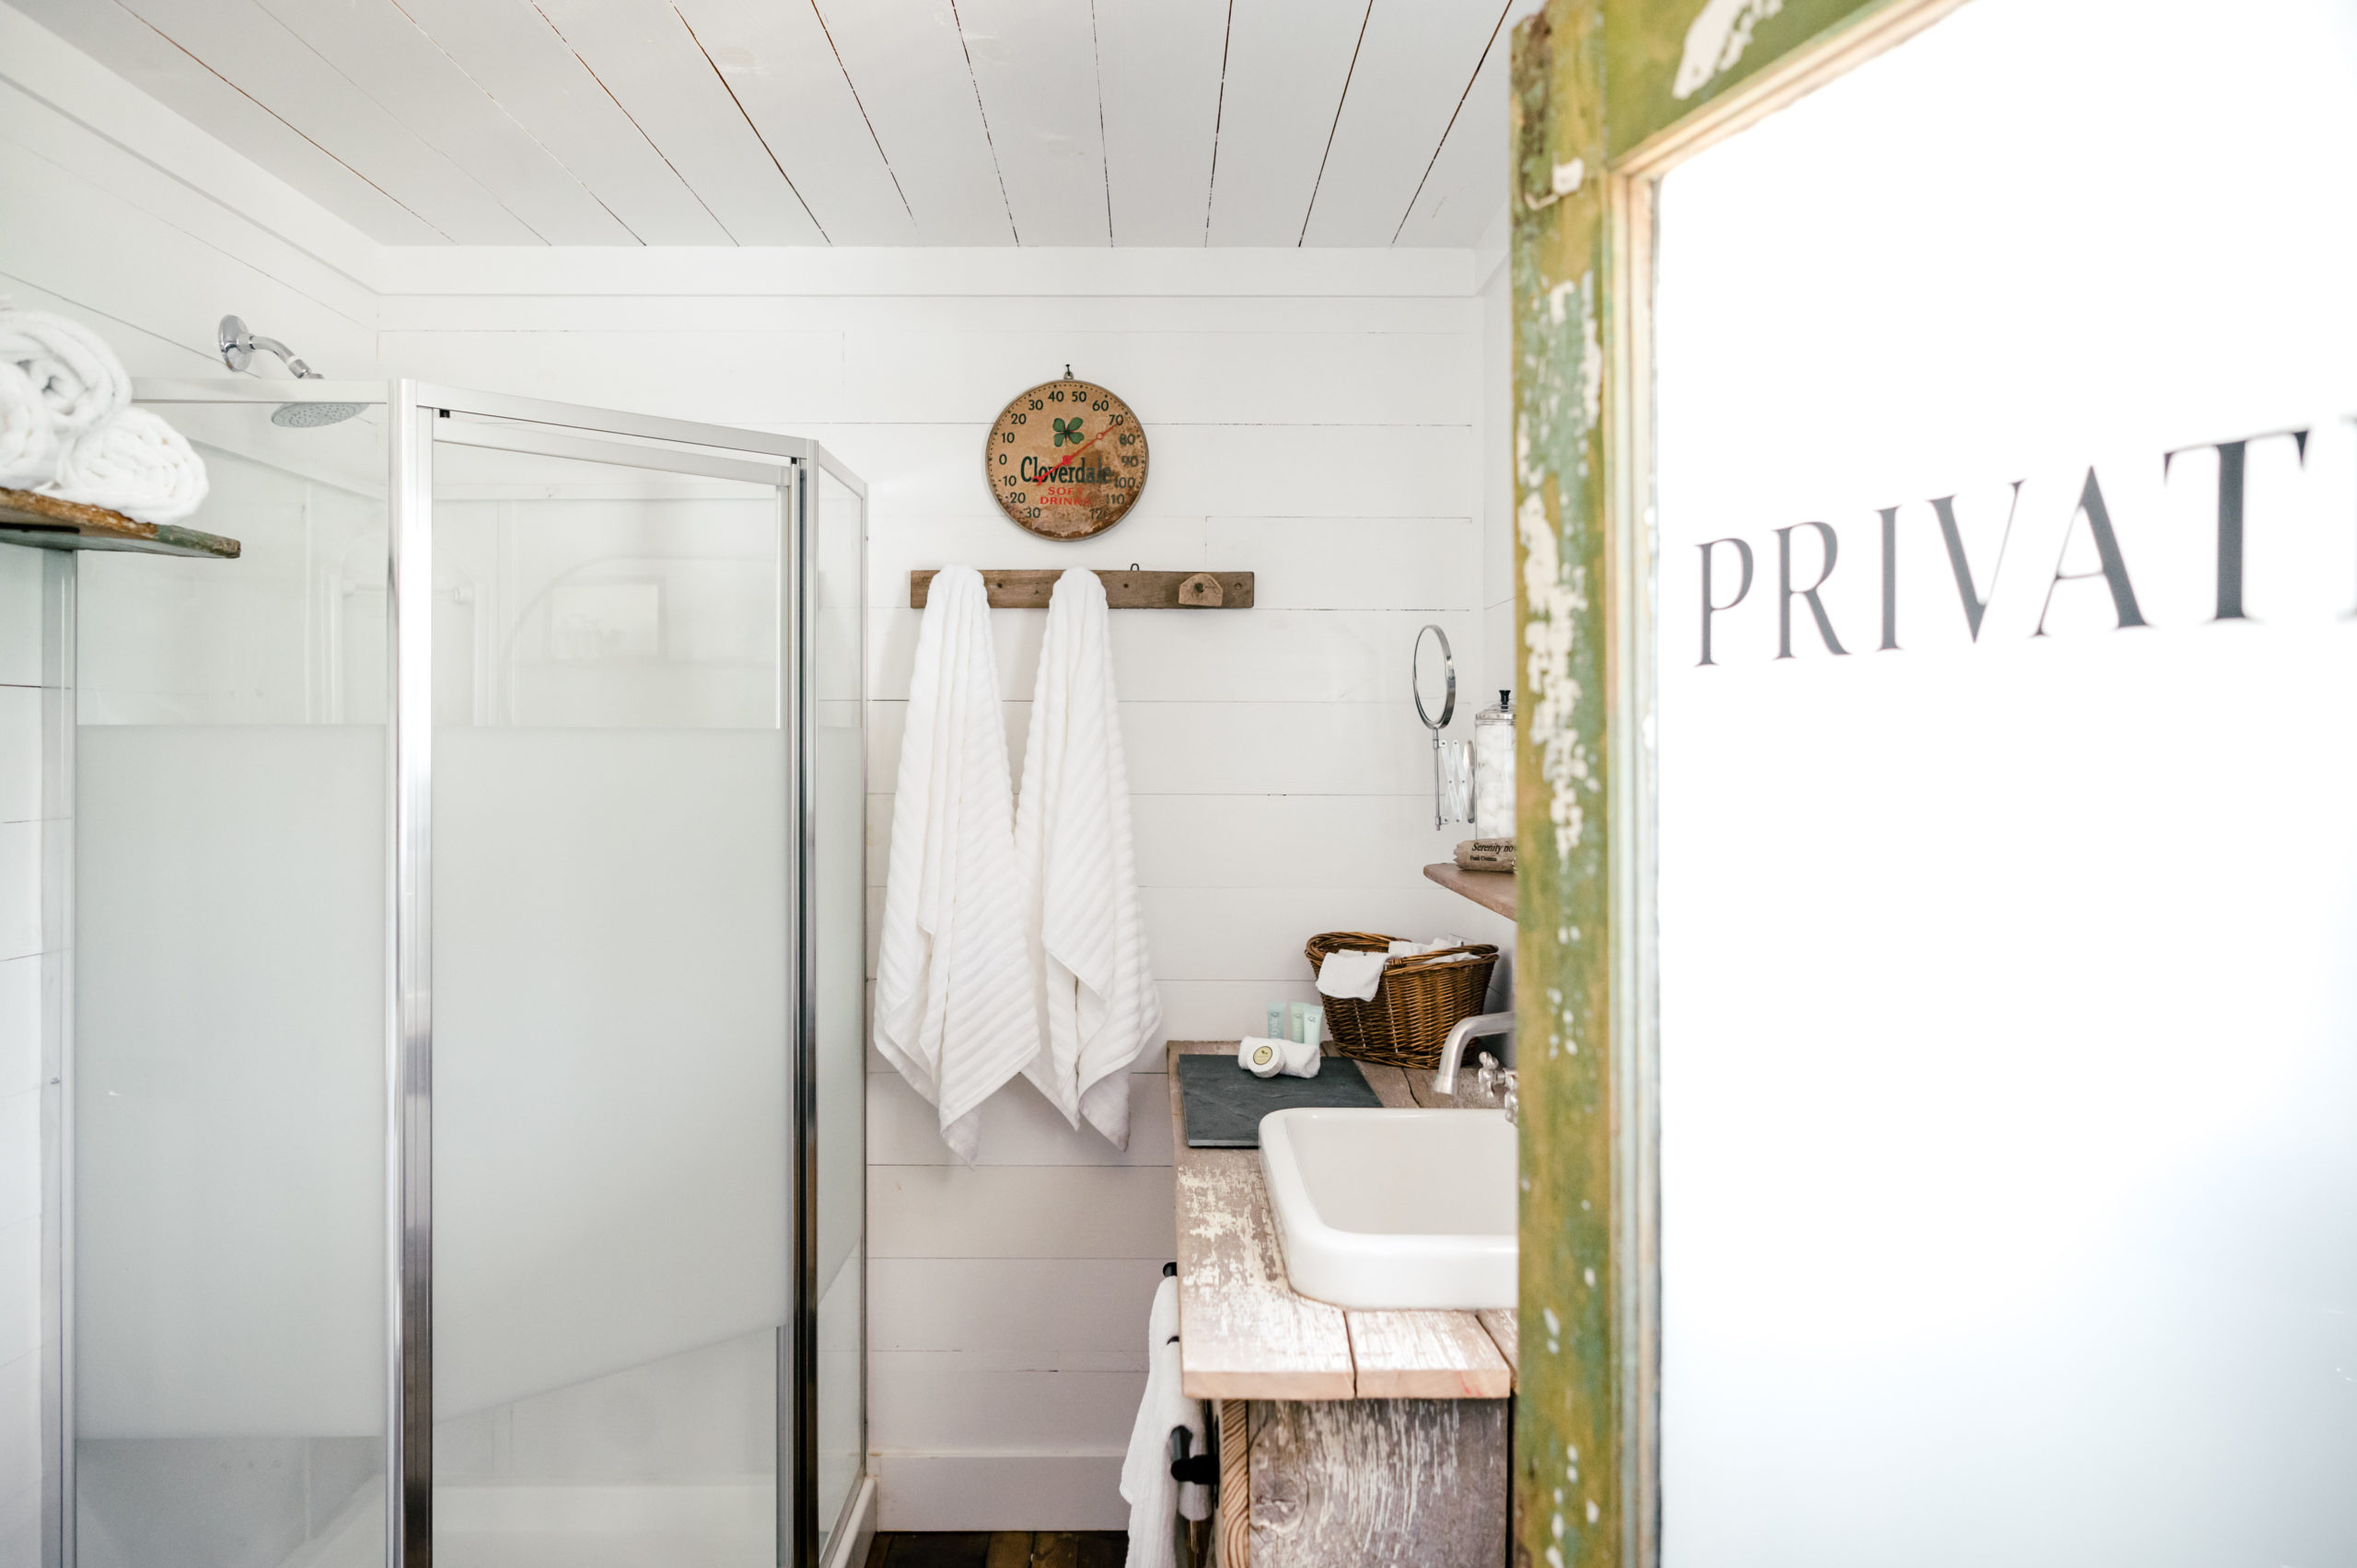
[59,379,867,1567]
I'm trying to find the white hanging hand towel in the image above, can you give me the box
[49,406,208,524]
[872,565,1041,1164]
[1120,1275,1209,1568]
[0,309,130,439]
[0,361,59,490]
[1016,568,1161,1148]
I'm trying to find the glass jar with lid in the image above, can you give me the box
[1473,689,1514,842]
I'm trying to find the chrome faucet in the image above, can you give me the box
[1433,1009,1514,1098]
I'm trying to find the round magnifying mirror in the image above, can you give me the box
[1412,623,1457,734]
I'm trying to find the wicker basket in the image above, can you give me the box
[1305,931,1501,1071]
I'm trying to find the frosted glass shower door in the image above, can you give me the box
[75,395,391,1566]
[810,466,864,1561]
[426,433,794,1567]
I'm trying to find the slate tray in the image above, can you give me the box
[1178,1051,1384,1147]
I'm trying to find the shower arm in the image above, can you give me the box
[217,314,320,380]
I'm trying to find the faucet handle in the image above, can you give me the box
[1474,1051,1519,1123]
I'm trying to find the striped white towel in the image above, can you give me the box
[873,565,1041,1164]
[1016,568,1161,1149]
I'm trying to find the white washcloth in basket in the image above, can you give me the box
[0,362,59,489]
[0,309,130,438]
[49,407,208,525]
[1315,947,1388,1002]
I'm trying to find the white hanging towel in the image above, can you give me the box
[1016,568,1161,1148]
[1120,1275,1209,1568]
[872,565,1041,1164]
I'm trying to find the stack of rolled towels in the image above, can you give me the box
[0,310,208,524]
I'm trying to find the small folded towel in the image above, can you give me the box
[0,310,130,438]
[1456,837,1515,871]
[1237,1035,1320,1079]
[1315,947,1387,1002]
[1387,933,1464,957]
[1016,568,1161,1150]
[1120,1276,1208,1568]
[0,362,59,490]
[48,407,208,524]
[873,565,1042,1164]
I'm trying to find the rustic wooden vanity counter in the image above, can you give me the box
[1167,1040,1515,1568]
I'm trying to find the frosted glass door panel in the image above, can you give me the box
[429,444,787,1565]
[431,729,788,1414]
[812,469,865,1553]
[75,419,389,1563]
[1652,2,2357,1564]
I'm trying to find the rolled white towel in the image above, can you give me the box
[1237,1035,1320,1079]
[49,407,208,524]
[0,310,130,438]
[0,361,59,490]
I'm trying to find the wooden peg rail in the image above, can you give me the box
[910,568,1254,610]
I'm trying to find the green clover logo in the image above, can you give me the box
[1052,416,1084,447]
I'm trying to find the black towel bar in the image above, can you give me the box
[1169,1424,1217,1486]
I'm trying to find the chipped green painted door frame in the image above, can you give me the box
[1506,4,1947,1566]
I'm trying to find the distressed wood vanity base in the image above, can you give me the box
[1169,1041,1514,1566]
[1246,1398,1507,1568]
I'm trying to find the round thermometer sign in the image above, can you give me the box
[984,377,1148,540]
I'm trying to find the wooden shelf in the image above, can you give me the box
[0,488,238,559]
[1424,862,1515,920]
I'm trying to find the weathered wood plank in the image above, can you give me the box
[910,568,1254,610]
[1512,9,1620,1567]
[982,1532,1035,1568]
[1169,1041,1356,1401]
[1344,1311,1512,1400]
[1422,862,1515,919]
[1247,1398,1508,1568]
[1217,1399,1250,1568]
[0,486,239,558]
[1364,1039,1494,1112]
[1476,1309,1518,1380]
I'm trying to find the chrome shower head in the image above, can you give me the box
[270,401,363,428]
[221,314,357,425]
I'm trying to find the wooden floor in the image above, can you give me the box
[863,1533,1127,1568]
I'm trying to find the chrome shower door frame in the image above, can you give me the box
[386,380,857,1568]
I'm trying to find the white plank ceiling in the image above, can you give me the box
[6,0,1523,247]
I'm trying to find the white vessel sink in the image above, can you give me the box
[1257,1106,1516,1310]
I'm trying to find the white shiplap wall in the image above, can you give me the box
[0,7,1515,1532]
